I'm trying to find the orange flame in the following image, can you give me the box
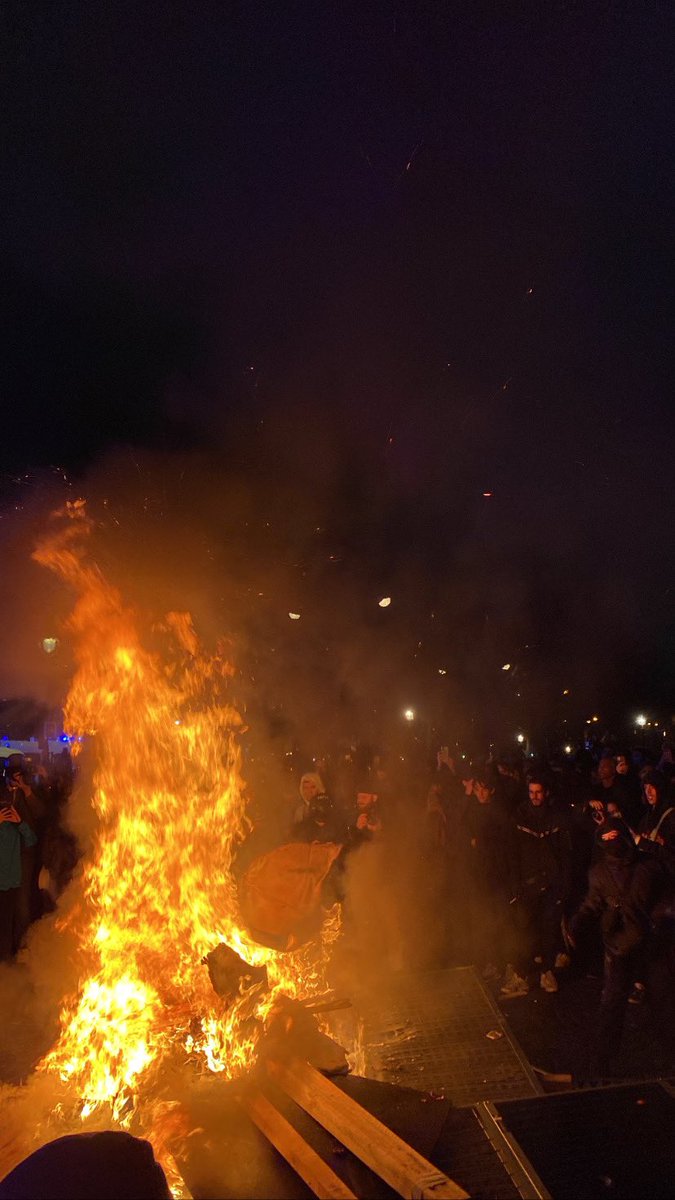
[31,502,334,1142]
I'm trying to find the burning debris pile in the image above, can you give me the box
[0,500,338,1191]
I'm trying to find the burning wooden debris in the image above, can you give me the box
[260,994,350,1076]
[195,959,467,1198]
[0,508,466,1199]
[203,942,268,1005]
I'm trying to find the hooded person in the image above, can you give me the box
[239,771,346,950]
[292,772,326,826]
[624,769,675,1007]
[635,768,675,879]
[569,817,655,956]
[567,816,659,1078]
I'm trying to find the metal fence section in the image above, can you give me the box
[356,966,542,1108]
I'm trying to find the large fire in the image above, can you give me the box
[15,500,335,1188]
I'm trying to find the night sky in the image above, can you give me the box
[2,3,674,747]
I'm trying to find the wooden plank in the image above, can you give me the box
[240,1087,357,1200]
[267,1058,469,1200]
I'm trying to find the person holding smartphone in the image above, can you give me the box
[0,767,37,960]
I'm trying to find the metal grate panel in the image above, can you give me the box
[355,966,542,1108]
[433,1105,526,1199]
[495,1082,675,1200]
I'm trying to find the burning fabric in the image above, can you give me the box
[239,841,344,950]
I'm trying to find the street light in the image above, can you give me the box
[516,733,525,744]
[636,714,647,727]
[404,708,415,722]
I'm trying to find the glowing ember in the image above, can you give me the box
[26,501,334,1170]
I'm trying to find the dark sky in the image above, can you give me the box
[1,2,674,741]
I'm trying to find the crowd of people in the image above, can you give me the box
[254,736,675,1080]
[0,749,78,961]
[2,730,675,1083]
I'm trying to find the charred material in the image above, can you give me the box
[203,943,268,1004]
[260,995,350,1076]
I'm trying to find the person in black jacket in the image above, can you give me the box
[635,768,675,876]
[567,816,658,1078]
[463,766,511,979]
[588,754,636,824]
[290,790,347,845]
[624,768,675,1006]
[613,750,643,826]
[501,772,572,996]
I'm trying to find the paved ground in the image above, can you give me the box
[491,962,675,1085]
